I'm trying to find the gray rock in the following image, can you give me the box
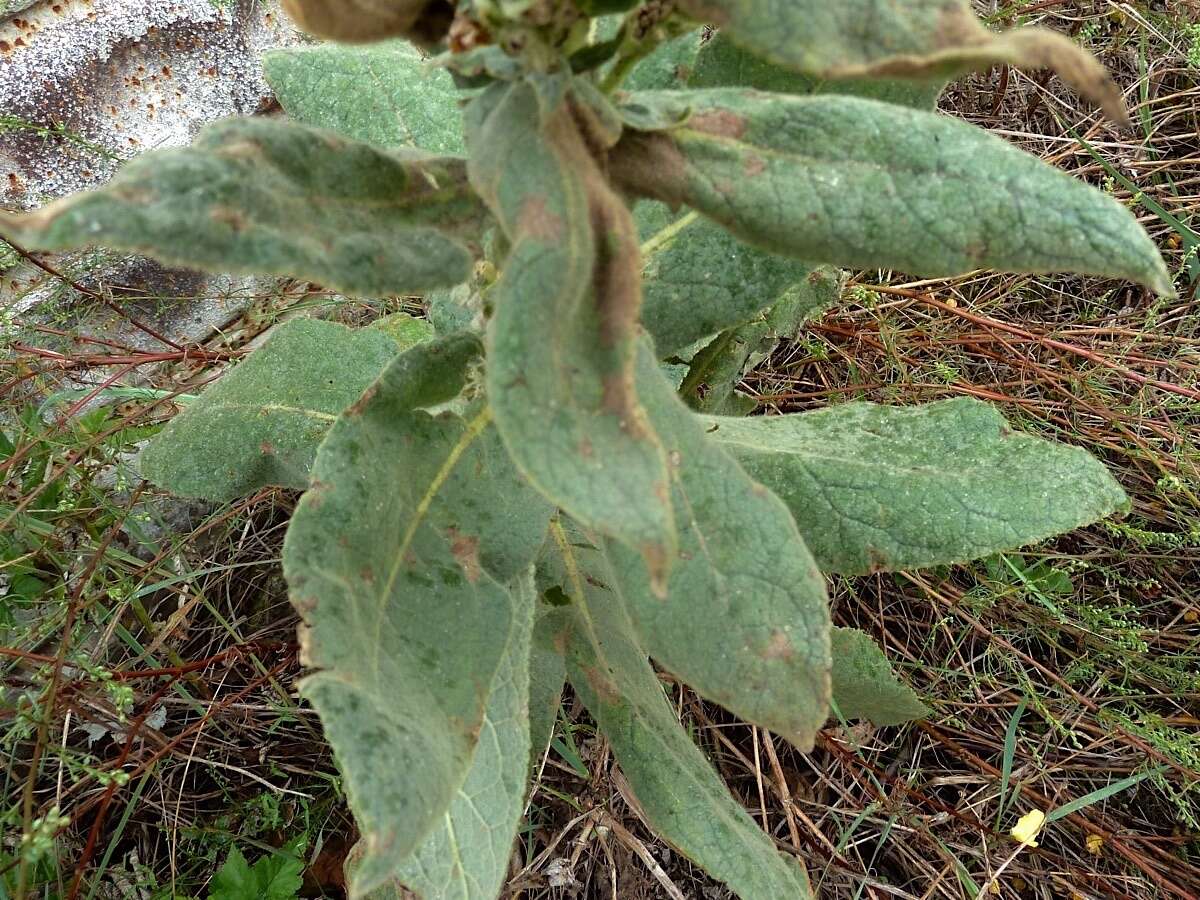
[1,0,301,208]
[0,0,306,402]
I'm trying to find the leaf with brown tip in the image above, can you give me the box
[611,90,1172,295]
[465,79,677,586]
[675,0,1129,123]
[281,0,453,47]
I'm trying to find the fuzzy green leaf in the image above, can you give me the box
[466,80,676,584]
[690,31,943,108]
[601,344,831,748]
[611,90,1172,295]
[528,607,568,769]
[0,118,486,298]
[554,529,813,899]
[831,627,929,727]
[674,0,1128,122]
[264,42,464,152]
[370,311,436,352]
[707,397,1129,575]
[139,320,400,501]
[624,29,704,91]
[283,340,552,894]
[382,572,535,900]
[636,201,817,359]
[427,282,483,336]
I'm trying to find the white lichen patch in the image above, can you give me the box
[0,0,303,208]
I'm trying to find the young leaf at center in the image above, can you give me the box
[465,79,676,585]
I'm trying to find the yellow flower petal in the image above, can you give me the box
[1010,809,1046,847]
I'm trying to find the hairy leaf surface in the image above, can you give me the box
[636,201,816,359]
[611,91,1171,295]
[0,118,485,298]
[675,0,1127,122]
[528,606,568,770]
[599,345,830,748]
[283,337,551,893]
[554,529,813,898]
[385,573,536,900]
[264,42,464,152]
[466,80,675,584]
[624,29,704,91]
[831,627,929,727]
[370,311,436,352]
[139,320,400,501]
[707,397,1129,574]
[690,31,944,108]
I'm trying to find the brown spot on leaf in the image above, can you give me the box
[601,371,636,419]
[743,154,766,177]
[552,627,570,655]
[608,132,690,207]
[259,440,275,455]
[516,195,564,242]
[762,630,795,661]
[864,547,892,574]
[297,624,316,665]
[210,206,247,232]
[583,664,621,705]
[447,527,482,584]
[690,108,748,140]
[293,596,318,616]
[347,384,378,416]
[641,542,671,599]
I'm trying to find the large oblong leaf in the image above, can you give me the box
[0,118,486,298]
[675,0,1127,122]
[264,41,464,152]
[139,319,400,501]
[706,397,1129,575]
[283,338,552,894]
[553,529,813,899]
[465,79,676,584]
[603,344,831,749]
[611,90,1172,295]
